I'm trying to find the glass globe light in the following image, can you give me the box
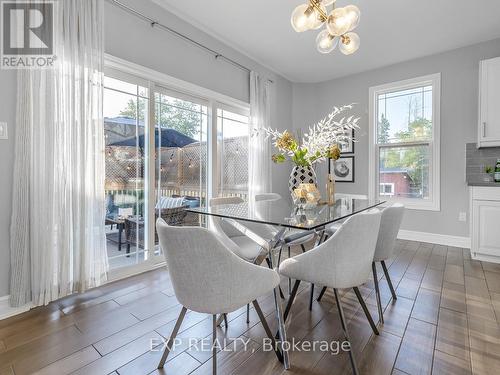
[326,7,351,36]
[308,3,327,30]
[344,5,361,31]
[339,32,360,55]
[291,4,314,32]
[316,29,338,54]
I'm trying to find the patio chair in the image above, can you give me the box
[124,197,189,252]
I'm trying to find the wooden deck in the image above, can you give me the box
[1,240,500,375]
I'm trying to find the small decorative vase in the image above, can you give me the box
[289,165,317,194]
[326,173,336,205]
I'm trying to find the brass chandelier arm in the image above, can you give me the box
[309,0,329,22]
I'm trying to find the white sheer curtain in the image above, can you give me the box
[10,0,107,307]
[248,71,272,201]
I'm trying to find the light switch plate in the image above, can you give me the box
[0,122,7,140]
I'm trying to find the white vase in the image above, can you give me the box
[289,165,317,194]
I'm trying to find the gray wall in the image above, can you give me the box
[0,0,293,298]
[292,38,500,237]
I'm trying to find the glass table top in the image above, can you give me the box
[187,198,385,231]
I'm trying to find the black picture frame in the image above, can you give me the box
[331,156,355,183]
[339,128,355,154]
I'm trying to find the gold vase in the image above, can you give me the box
[326,173,336,205]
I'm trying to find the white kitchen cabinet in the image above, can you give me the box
[470,187,500,262]
[478,57,500,148]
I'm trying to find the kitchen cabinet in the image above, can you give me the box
[470,186,500,262]
[478,57,500,148]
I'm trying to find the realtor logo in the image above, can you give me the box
[1,1,55,68]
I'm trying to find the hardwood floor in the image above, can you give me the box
[2,240,500,374]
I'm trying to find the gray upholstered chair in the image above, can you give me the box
[370,204,405,323]
[323,193,369,239]
[278,209,382,375]
[156,219,282,372]
[209,196,275,324]
[209,196,267,263]
[311,194,369,309]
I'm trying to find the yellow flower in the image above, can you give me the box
[276,131,296,151]
[328,144,341,160]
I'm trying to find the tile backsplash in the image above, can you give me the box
[466,143,500,184]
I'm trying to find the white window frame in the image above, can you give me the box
[368,73,441,211]
[379,182,395,197]
[104,54,250,279]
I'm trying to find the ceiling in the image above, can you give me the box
[153,0,500,83]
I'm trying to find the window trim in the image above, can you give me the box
[379,182,395,197]
[368,73,441,211]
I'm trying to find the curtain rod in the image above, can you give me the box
[106,0,274,84]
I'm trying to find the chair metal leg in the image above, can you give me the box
[353,287,379,335]
[288,246,291,294]
[309,283,315,311]
[284,280,301,322]
[317,286,327,302]
[212,314,217,375]
[158,306,187,369]
[276,279,300,339]
[253,300,284,362]
[372,262,384,324]
[246,304,250,323]
[279,286,285,299]
[333,289,359,375]
[381,260,397,301]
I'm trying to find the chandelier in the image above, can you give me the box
[291,0,360,55]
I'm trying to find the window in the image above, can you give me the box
[369,74,440,210]
[217,106,250,198]
[379,183,395,196]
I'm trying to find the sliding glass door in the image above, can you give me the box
[103,72,151,270]
[102,61,250,274]
[153,88,209,255]
[217,106,250,199]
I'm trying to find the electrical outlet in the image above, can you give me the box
[0,122,7,139]
[459,212,467,222]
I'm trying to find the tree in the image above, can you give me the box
[378,114,390,143]
[119,98,201,138]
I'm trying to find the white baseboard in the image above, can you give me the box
[471,252,500,263]
[398,229,471,249]
[0,295,31,321]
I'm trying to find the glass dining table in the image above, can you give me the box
[186,197,384,369]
